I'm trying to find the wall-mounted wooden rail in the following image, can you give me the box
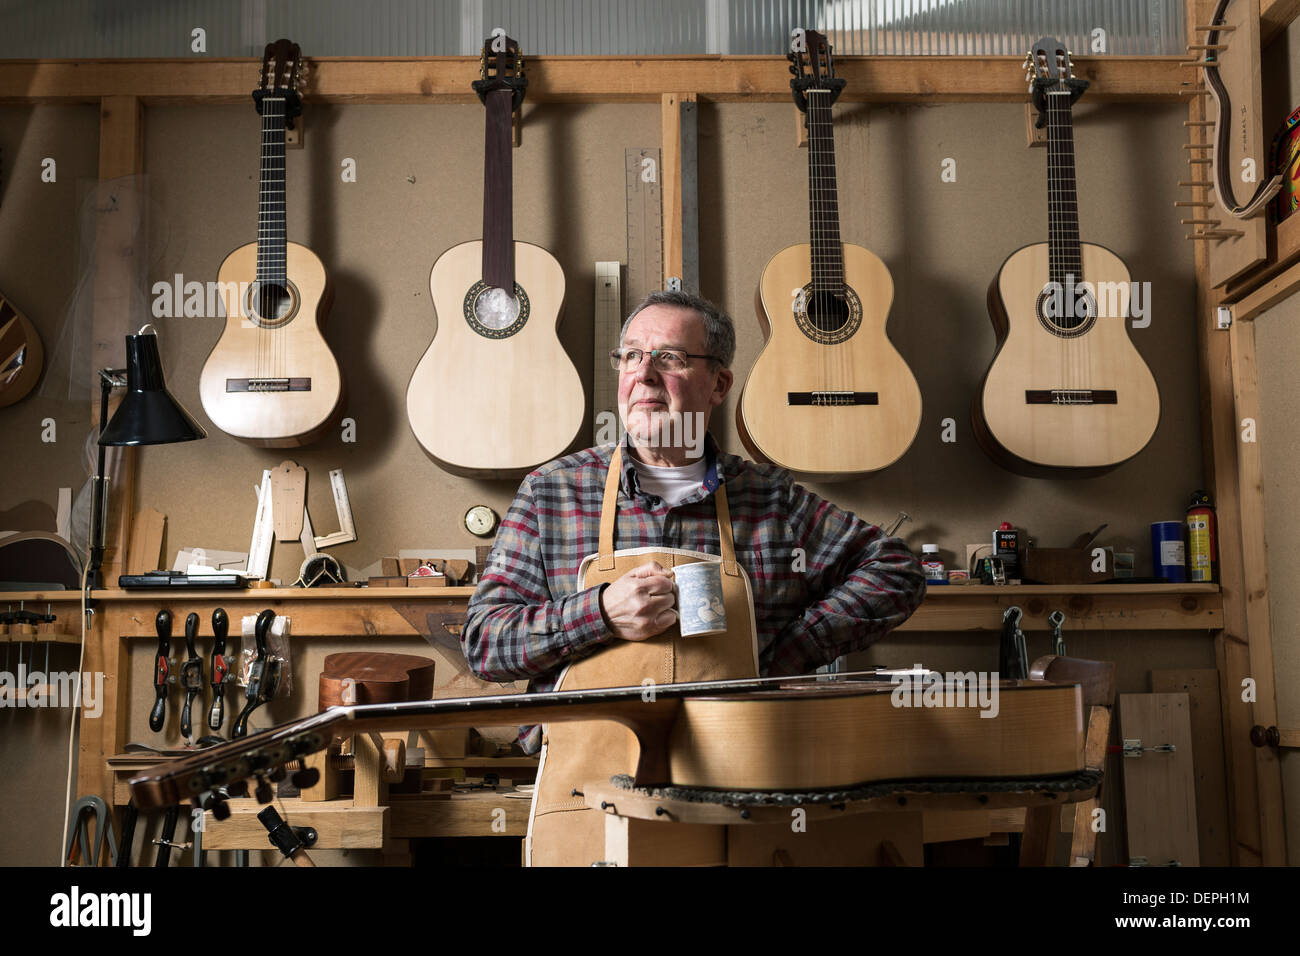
[0,55,1187,105]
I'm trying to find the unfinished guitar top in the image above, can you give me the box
[317,652,436,711]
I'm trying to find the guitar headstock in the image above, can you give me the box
[788,28,846,112]
[473,29,527,110]
[1027,36,1088,117]
[253,38,304,124]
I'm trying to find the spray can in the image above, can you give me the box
[1186,490,1218,583]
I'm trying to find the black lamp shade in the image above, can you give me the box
[99,333,207,446]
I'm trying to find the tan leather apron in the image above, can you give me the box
[525,446,760,866]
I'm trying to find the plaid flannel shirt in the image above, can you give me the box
[461,433,926,752]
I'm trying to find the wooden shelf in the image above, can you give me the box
[923,583,1218,595]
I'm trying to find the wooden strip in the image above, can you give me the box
[1187,0,1269,867]
[0,56,1188,105]
[660,93,695,286]
[1151,669,1231,866]
[94,95,144,586]
[1229,257,1300,321]
[1228,318,1287,864]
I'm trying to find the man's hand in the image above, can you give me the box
[598,562,677,642]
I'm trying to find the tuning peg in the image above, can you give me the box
[268,765,287,783]
[227,779,249,799]
[254,775,273,804]
[201,791,232,820]
[292,766,321,790]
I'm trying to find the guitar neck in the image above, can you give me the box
[481,88,515,289]
[257,97,288,285]
[1045,87,1082,285]
[806,89,844,293]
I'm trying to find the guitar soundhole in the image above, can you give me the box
[464,281,530,339]
[1035,285,1097,339]
[245,280,300,329]
[793,284,862,345]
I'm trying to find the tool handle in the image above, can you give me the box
[254,608,274,657]
[209,608,229,730]
[232,698,255,739]
[211,607,227,652]
[185,612,199,657]
[149,610,172,733]
[182,688,195,739]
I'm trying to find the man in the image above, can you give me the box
[461,288,926,753]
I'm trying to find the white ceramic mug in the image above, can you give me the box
[672,561,728,637]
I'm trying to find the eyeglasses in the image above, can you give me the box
[609,347,723,373]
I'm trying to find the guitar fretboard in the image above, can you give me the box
[481,88,515,289]
[257,97,287,285]
[1045,88,1082,289]
[806,89,844,294]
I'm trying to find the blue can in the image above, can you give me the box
[1151,521,1187,582]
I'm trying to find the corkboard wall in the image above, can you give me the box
[136,100,1202,579]
[2,98,1221,865]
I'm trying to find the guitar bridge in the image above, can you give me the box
[226,378,312,393]
[1025,389,1117,405]
[788,391,879,406]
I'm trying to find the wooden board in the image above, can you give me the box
[1151,668,1231,865]
[125,507,164,574]
[1119,693,1200,865]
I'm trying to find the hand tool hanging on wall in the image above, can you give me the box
[1048,610,1067,656]
[148,610,172,733]
[154,803,181,867]
[1000,606,1029,680]
[116,800,138,867]
[232,609,281,739]
[64,795,117,866]
[180,612,204,741]
[209,608,230,731]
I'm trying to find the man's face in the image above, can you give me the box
[617,304,733,452]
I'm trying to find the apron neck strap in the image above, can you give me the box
[598,445,739,576]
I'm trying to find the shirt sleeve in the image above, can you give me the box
[763,474,927,676]
[460,473,614,682]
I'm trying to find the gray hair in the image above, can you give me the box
[620,289,736,369]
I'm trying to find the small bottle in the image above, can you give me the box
[921,545,947,585]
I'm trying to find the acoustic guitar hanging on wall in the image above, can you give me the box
[972,38,1160,478]
[406,32,584,479]
[736,29,922,480]
[198,39,343,448]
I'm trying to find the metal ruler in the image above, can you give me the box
[625,147,663,309]
[593,261,622,444]
[313,468,356,549]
